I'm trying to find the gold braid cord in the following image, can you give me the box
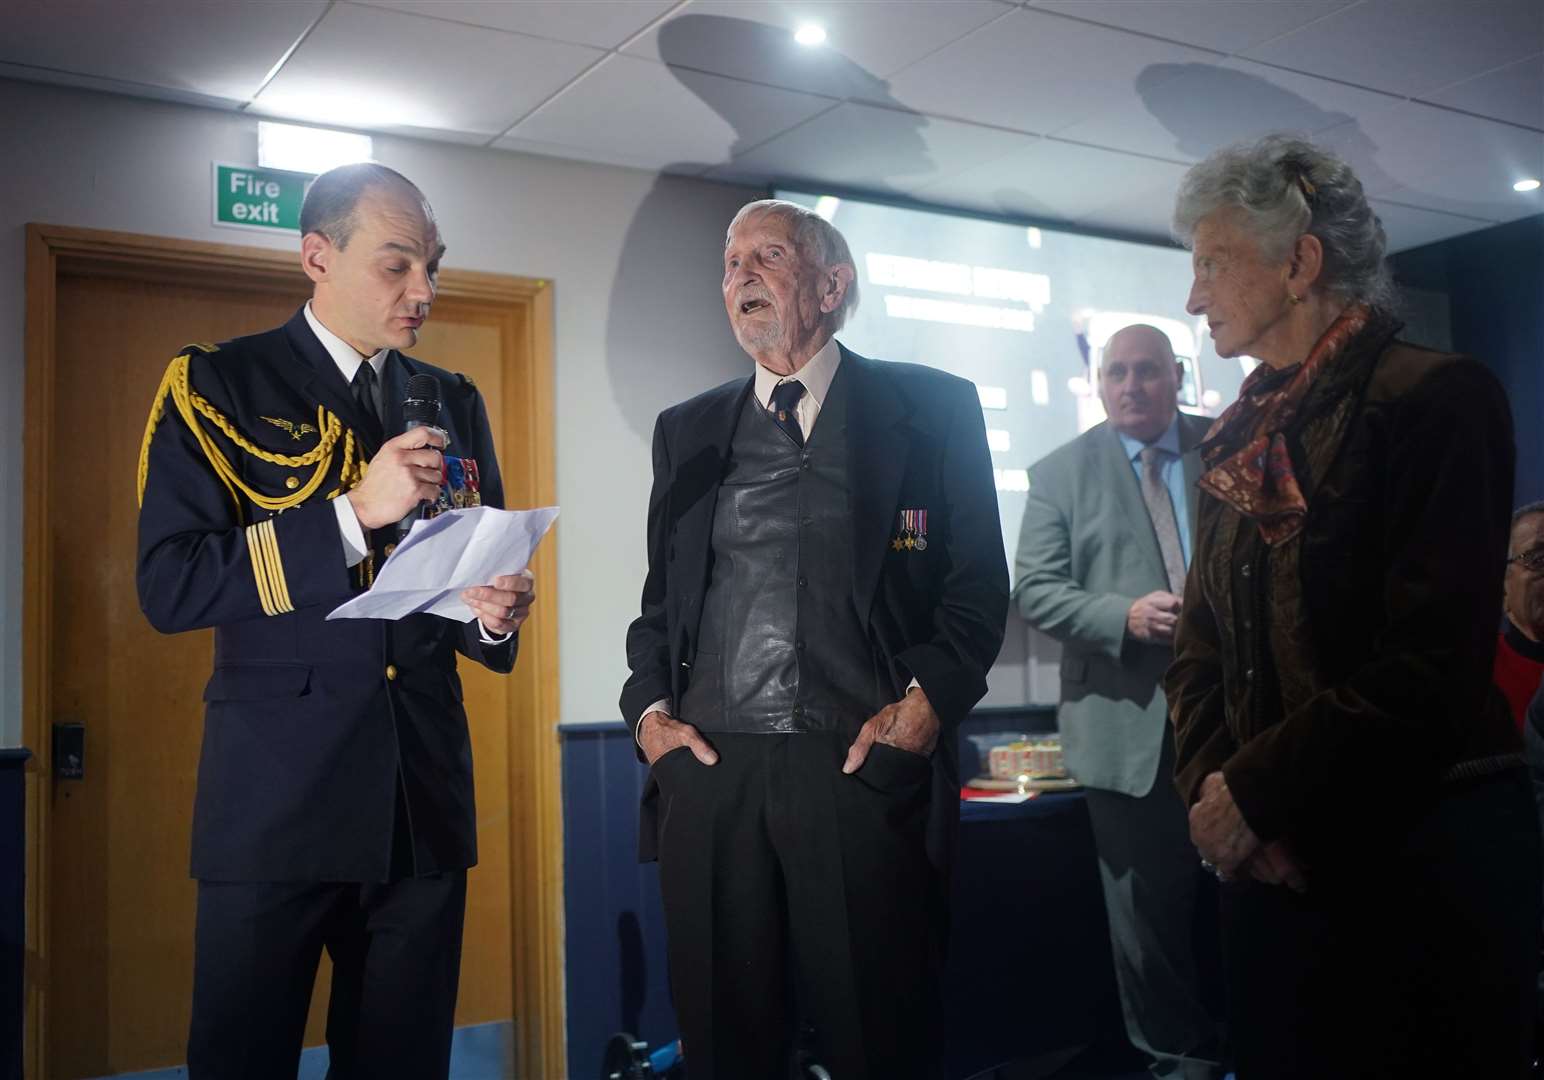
[137,353,368,518]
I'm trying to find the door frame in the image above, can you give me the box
[22,223,565,1078]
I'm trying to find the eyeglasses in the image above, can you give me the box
[1507,548,1544,573]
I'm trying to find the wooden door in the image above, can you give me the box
[39,258,527,1076]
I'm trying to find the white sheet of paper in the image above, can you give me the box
[326,505,559,623]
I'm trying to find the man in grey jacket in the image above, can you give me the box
[1012,324,1222,1079]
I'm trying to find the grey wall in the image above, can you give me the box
[0,77,758,746]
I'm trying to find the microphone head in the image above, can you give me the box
[403,373,441,426]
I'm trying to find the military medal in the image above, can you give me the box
[895,508,929,551]
[447,456,466,511]
[463,458,482,507]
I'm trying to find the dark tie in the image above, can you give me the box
[351,361,384,443]
[769,379,806,447]
[1139,446,1187,594]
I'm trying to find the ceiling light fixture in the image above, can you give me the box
[1514,178,1542,193]
[794,23,827,46]
[258,121,373,175]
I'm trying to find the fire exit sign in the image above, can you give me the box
[213,162,315,232]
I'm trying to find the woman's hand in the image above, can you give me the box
[1244,841,1309,892]
[1189,771,1261,878]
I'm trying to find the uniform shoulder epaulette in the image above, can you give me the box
[137,345,364,516]
[457,372,477,392]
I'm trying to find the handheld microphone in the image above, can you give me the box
[399,373,443,538]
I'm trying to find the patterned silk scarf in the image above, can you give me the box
[1198,304,1370,545]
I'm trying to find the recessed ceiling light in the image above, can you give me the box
[258,121,373,175]
[1515,178,1542,192]
[794,23,827,46]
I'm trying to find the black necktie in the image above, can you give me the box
[769,379,806,448]
[351,361,384,442]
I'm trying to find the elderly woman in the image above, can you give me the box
[1165,134,1541,1078]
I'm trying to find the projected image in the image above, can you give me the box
[779,190,1252,564]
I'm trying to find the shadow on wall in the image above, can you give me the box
[603,13,934,440]
[1135,62,1508,222]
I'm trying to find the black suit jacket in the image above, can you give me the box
[621,345,1009,868]
[137,307,516,883]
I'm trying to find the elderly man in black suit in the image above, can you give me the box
[621,199,1008,1079]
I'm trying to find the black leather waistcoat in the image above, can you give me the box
[681,365,884,734]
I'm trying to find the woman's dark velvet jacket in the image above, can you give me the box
[1166,314,1521,865]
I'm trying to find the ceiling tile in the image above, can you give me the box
[2,0,326,102]
[1056,56,1403,163]
[1371,197,1496,253]
[622,1,1012,97]
[1062,150,1209,241]
[880,9,1216,137]
[354,0,677,50]
[1421,53,1544,131]
[1069,177,1192,242]
[500,54,836,174]
[1029,0,1355,55]
[703,102,1034,194]
[1316,103,1544,219]
[250,2,603,136]
[491,134,695,175]
[0,59,244,111]
[1242,0,1544,97]
[915,138,1192,224]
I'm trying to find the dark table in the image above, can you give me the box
[944,791,1127,1080]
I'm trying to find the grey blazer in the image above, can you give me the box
[1011,412,1210,797]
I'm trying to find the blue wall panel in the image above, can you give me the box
[1390,213,1544,505]
[560,725,677,1080]
[1,749,30,1080]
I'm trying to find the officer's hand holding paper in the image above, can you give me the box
[328,505,559,623]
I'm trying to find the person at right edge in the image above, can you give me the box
[1166,133,1541,1079]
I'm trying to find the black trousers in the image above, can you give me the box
[187,871,467,1080]
[653,732,945,1080]
[1221,769,1542,1079]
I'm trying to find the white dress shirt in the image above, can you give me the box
[751,334,842,441]
[304,302,509,644]
[304,302,384,568]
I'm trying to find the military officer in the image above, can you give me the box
[136,163,534,1079]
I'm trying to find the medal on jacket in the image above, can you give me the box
[895,508,928,552]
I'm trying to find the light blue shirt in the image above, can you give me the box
[1117,415,1191,567]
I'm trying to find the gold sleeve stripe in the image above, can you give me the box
[256,518,294,614]
[246,522,277,617]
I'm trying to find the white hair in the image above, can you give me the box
[726,199,860,329]
[1172,134,1395,311]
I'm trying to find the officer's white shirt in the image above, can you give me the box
[305,302,509,644]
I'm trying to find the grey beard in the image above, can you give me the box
[735,319,785,352]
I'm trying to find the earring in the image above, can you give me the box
[1287,292,1303,306]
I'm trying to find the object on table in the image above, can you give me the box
[986,735,1070,782]
[960,786,1035,803]
[968,775,1082,795]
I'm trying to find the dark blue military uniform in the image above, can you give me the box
[136,306,516,1077]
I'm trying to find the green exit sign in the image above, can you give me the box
[213,162,315,232]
